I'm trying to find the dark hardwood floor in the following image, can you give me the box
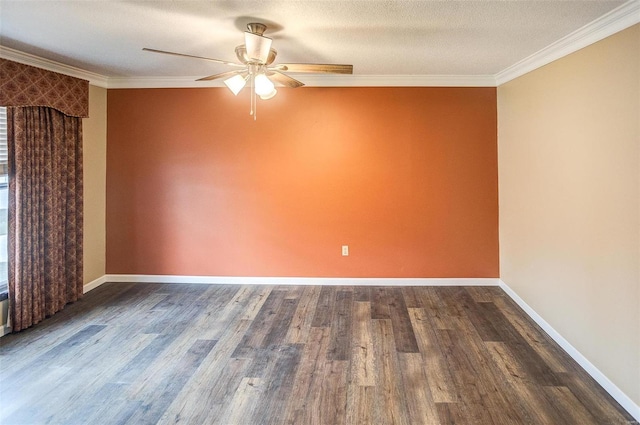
[0,283,635,424]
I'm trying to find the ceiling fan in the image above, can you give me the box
[143,22,353,120]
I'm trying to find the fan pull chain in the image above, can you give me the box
[249,73,255,117]
[249,73,258,121]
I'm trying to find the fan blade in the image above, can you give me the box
[197,70,243,82]
[143,48,244,67]
[276,63,353,74]
[268,71,305,88]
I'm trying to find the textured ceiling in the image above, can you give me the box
[0,0,628,79]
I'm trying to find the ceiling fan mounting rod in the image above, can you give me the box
[247,23,267,35]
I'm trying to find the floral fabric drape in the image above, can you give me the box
[7,106,83,332]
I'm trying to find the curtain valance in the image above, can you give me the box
[0,59,89,118]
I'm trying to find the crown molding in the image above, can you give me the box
[286,74,497,87]
[107,74,497,89]
[495,0,640,85]
[106,76,223,89]
[0,45,109,88]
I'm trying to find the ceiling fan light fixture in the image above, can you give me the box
[223,74,247,95]
[244,32,273,63]
[254,73,275,97]
[144,22,353,120]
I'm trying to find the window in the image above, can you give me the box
[0,107,7,296]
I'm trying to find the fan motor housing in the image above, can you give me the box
[246,23,267,36]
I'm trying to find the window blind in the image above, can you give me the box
[0,107,6,174]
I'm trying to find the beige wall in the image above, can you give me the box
[498,24,640,405]
[83,85,107,285]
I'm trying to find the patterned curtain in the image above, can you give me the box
[0,59,89,118]
[7,106,83,332]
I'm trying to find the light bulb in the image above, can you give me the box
[260,88,277,100]
[254,74,275,96]
[224,74,247,95]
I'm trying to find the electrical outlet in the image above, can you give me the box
[342,245,349,256]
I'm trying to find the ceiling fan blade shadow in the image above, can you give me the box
[197,70,244,81]
[143,48,244,67]
[268,71,305,88]
[276,63,353,74]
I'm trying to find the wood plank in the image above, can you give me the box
[353,286,371,302]
[456,294,505,342]
[199,359,264,424]
[371,287,390,319]
[280,285,305,300]
[372,319,410,425]
[193,285,269,341]
[397,352,439,424]
[435,287,494,337]
[435,329,498,425]
[284,285,321,344]
[219,377,264,425]
[416,287,452,330]
[436,402,467,425]
[283,327,331,425]
[401,286,423,308]
[346,385,381,425]
[315,360,349,425]
[239,286,272,321]
[484,341,567,425]
[351,301,375,386]
[387,287,419,353]
[311,286,336,327]
[474,301,562,386]
[250,344,303,425]
[543,386,602,425]
[465,286,496,303]
[431,300,530,425]
[492,292,571,373]
[126,338,218,424]
[558,372,635,424]
[327,290,353,360]
[52,334,159,424]
[261,298,299,348]
[157,357,249,424]
[1,323,107,388]
[408,307,457,403]
[152,318,255,424]
[231,289,286,358]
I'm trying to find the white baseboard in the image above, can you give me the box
[83,275,109,294]
[103,274,501,286]
[499,280,640,422]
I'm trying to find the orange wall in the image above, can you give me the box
[106,87,498,277]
